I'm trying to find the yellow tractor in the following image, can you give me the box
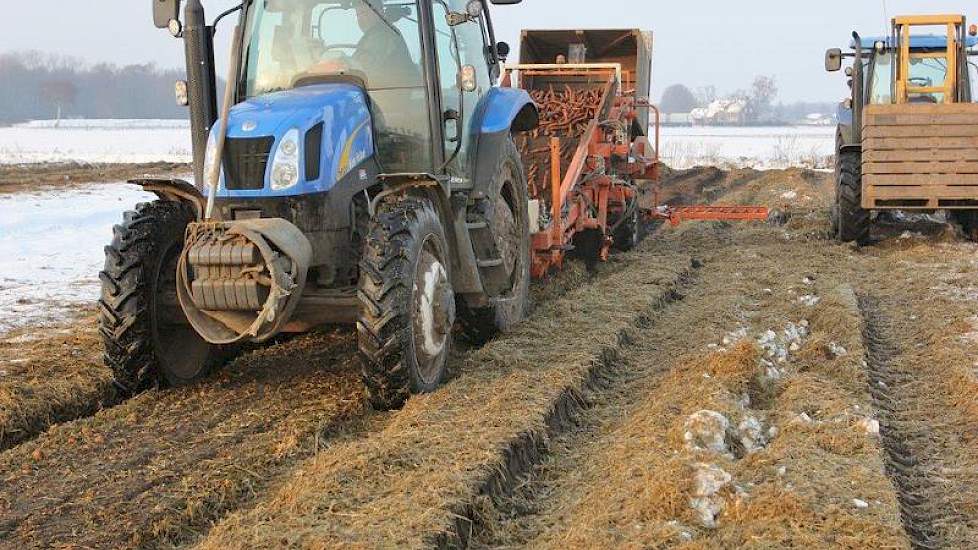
[826,15,978,243]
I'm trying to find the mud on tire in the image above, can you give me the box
[458,138,531,345]
[99,200,216,395]
[358,196,454,410]
[836,150,870,245]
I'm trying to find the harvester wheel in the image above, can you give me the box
[613,203,642,252]
[358,196,455,410]
[99,201,215,395]
[836,150,870,245]
[458,138,531,345]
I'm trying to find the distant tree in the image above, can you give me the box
[747,75,778,121]
[39,80,78,121]
[695,85,717,105]
[660,84,699,114]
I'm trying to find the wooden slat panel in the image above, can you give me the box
[864,103,978,116]
[864,149,978,162]
[864,136,978,150]
[864,174,978,186]
[863,113,978,126]
[863,161,978,175]
[863,125,978,138]
[866,185,978,200]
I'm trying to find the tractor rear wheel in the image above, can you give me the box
[458,138,531,345]
[358,196,455,410]
[951,210,978,241]
[99,201,215,395]
[836,150,870,245]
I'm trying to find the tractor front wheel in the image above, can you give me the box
[358,196,455,410]
[835,150,870,245]
[99,201,216,395]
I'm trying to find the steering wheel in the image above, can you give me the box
[323,44,358,55]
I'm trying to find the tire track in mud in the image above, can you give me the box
[858,295,951,550]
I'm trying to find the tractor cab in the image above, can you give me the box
[855,32,978,106]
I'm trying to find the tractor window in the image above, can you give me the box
[241,0,424,96]
[908,55,948,103]
[869,53,893,104]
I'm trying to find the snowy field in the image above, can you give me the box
[0,119,835,169]
[0,119,191,164]
[0,183,153,334]
[659,125,836,170]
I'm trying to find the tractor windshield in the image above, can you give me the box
[240,0,424,97]
[870,50,950,104]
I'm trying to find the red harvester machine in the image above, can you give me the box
[504,29,768,277]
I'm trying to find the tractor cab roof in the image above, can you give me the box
[852,34,978,50]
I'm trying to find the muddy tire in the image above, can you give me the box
[358,196,455,410]
[99,201,215,395]
[951,210,978,241]
[458,138,531,345]
[836,150,870,245]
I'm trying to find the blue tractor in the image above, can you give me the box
[101,0,538,409]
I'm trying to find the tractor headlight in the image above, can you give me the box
[271,129,300,191]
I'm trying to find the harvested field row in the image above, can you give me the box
[475,212,907,548]
[0,313,118,452]
[0,234,630,549]
[195,248,695,548]
[0,329,366,549]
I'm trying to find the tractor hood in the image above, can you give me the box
[212,83,374,197]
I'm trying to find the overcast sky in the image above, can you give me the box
[2,0,976,103]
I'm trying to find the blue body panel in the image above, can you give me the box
[214,83,374,198]
[480,87,536,134]
[854,35,978,49]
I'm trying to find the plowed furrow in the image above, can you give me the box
[858,295,961,550]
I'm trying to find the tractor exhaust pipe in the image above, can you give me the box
[183,0,218,188]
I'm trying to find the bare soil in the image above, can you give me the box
[4,165,978,549]
[0,162,190,194]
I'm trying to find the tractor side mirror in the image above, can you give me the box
[153,0,181,29]
[496,42,511,63]
[825,48,843,72]
[489,0,522,4]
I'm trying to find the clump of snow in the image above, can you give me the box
[858,417,881,436]
[780,190,798,200]
[737,415,769,454]
[721,327,748,347]
[684,410,732,455]
[826,342,849,358]
[799,294,821,307]
[852,498,870,510]
[690,463,733,528]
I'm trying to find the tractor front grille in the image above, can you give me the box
[223,137,274,190]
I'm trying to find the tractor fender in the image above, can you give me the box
[479,87,539,134]
[130,178,206,220]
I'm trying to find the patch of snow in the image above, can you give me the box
[858,418,880,436]
[737,416,769,454]
[0,121,191,164]
[684,410,732,455]
[827,342,849,358]
[780,190,798,200]
[690,463,733,529]
[0,183,154,334]
[852,498,870,510]
[799,294,821,307]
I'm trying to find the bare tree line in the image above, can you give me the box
[0,51,195,124]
